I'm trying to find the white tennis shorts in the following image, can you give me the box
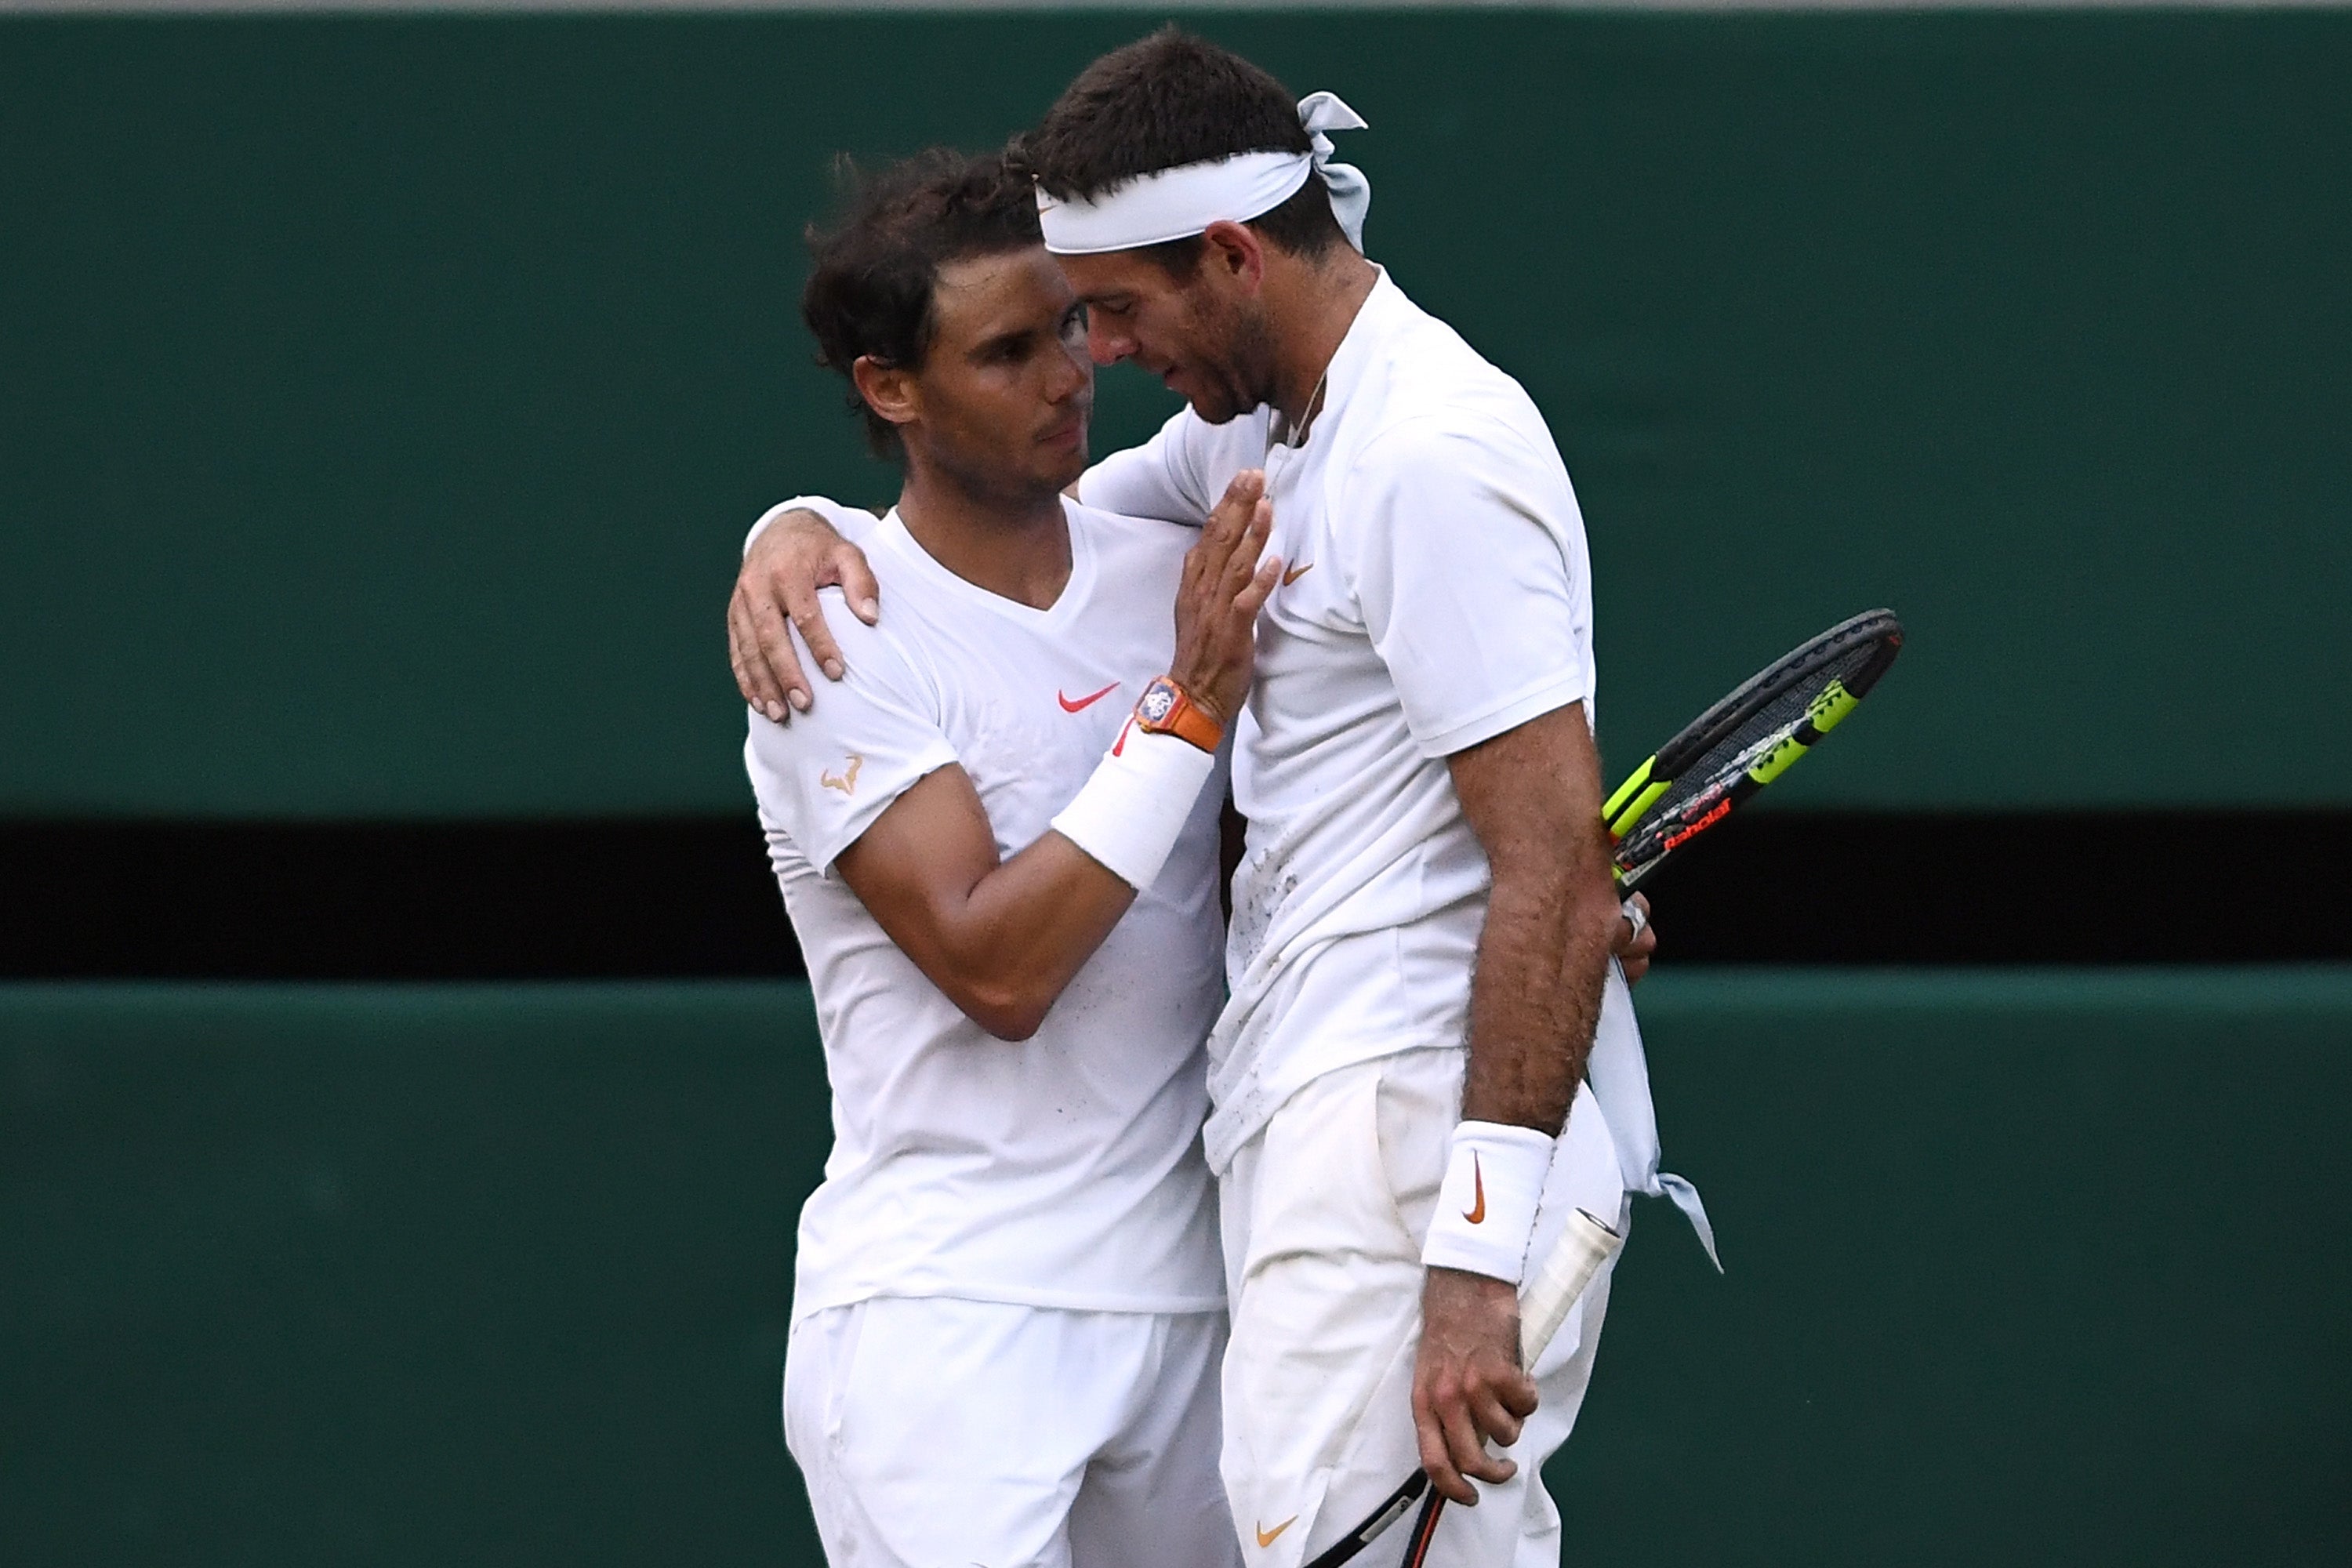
[783,1294,1242,1568]
[1219,1047,1628,1568]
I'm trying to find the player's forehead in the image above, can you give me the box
[928,246,1076,350]
[1052,249,1174,304]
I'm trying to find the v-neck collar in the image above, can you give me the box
[1269,267,1400,452]
[875,499,1094,630]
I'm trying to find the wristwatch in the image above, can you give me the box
[1134,676,1224,753]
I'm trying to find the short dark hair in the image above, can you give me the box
[1019,27,1347,268]
[800,149,1042,454]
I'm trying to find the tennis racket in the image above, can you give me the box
[1606,608,1904,895]
[1305,610,1904,1568]
[1301,1209,1624,1568]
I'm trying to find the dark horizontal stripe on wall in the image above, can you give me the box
[2,812,2347,979]
[0,818,804,982]
[1638,810,2351,965]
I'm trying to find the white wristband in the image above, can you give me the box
[742,494,873,558]
[1420,1120,1556,1285]
[1050,721,1218,892]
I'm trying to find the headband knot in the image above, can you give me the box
[1036,91,1370,256]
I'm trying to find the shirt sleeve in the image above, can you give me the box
[740,493,883,558]
[1076,407,1215,525]
[741,593,959,875]
[1346,414,1596,759]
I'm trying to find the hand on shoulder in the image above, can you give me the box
[730,501,884,722]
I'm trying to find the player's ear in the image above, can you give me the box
[1199,220,1267,296]
[852,355,920,433]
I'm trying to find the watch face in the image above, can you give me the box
[1140,683,1177,723]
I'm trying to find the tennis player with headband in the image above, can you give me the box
[731,31,1711,1568]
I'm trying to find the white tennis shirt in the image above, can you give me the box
[745,501,1229,1322]
[1080,270,1680,1208]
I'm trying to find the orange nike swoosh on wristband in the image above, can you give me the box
[1282,561,1313,586]
[1255,1517,1297,1548]
[1464,1152,1486,1224]
[1058,681,1119,712]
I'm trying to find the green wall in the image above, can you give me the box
[5,972,2348,1564]
[5,11,2348,816]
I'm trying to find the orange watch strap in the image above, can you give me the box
[1163,695,1223,753]
[1136,677,1224,753]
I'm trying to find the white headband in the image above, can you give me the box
[1036,90,1370,256]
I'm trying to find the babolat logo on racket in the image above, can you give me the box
[1663,797,1733,851]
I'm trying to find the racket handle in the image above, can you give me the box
[1518,1208,1624,1367]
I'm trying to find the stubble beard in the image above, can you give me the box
[917,423,1078,517]
[1190,298,1281,426]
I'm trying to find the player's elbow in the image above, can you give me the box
[953,978,1054,1042]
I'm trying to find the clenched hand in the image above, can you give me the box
[1413,1265,1537,1506]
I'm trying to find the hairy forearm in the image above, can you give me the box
[1446,705,1623,1132]
[1458,834,1619,1131]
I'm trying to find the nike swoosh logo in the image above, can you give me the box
[1282,562,1313,586]
[1463,1152,1486,1225]
[1058,681,1119,713]
[1255,1517,1297,1548]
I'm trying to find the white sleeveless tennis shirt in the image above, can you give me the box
[745,501,1229,1321]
